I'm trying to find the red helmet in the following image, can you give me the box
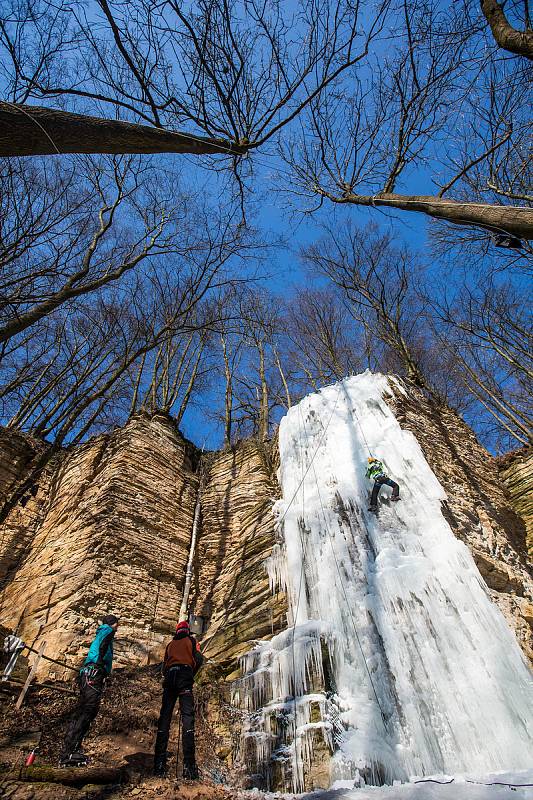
[176,620,190,634]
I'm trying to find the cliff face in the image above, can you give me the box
[0,414,199,677]
[389,383,532,660]
[497,447,533,562]
[191,441,286,677]
[0,427,51,580]
[0,380,531,790]
[0,416,285,684]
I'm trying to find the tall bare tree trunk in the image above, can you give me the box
[330,191,533,240]
[480,0,533,59]
[0,103,244,157]
[175,341,205,427]
[258,342,269,441]
[274,348,292,409]
[221,335,233,448]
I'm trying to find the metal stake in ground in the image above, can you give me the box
[16,641,46,709]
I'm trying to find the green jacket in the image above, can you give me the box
[366,460,386,480]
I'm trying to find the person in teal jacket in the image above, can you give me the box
[60,614,119,767]
[366,457,400,512]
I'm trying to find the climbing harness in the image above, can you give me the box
[80,665,105,693]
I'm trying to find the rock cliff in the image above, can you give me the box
[0,379,531,792]
[389,383,532,660]
[497,447,533,561]
[0,413,199,676]
[190,441,286,676]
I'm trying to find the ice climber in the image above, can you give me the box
[366,457,400,512]
[154,619,204,779]
[60,614,119,767]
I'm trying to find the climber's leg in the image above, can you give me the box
[382,478,400,500]
[61,669,104,765]
[180,689,198,779]
[368,478,383,511]
[154,684,178,776]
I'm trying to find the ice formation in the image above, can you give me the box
[234,373,533,792]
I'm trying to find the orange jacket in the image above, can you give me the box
[163,633,203,674]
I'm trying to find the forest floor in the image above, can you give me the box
[0,665,239,800]
[1,667,532,800]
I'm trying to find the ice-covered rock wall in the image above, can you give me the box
[236,373,533,791]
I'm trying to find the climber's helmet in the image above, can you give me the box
[368,457,377,463]
[176,620,190,634]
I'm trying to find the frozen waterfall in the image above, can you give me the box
[234,373,533,791]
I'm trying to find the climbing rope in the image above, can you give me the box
[339,382,374,459]
[298,401,390,731]
[283,384,388,788]
[289,405,307,789]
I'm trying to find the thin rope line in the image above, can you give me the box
[289,402,307,791]
[276,385,343,530]
[299,399,389,729]
[3,100,62,155]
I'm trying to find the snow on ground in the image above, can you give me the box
[306,770,533,799]
[243,770,533,800]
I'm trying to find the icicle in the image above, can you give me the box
[235,372,533,792]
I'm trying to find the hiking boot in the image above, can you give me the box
[59,751,88,768]
[183,761,199,780]
[367,505,378,513]
[391,495,401,502]
[153,754,167,777]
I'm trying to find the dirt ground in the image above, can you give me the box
[0,665,245,800]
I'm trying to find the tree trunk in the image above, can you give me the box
[480,0,533,60]
[221,335,233,448]
[11,765,125,786]
[338,192,533,240]
[274,348,292,409]
[175,341,205,427]
[258,342,269,442]
[0,103,245,157]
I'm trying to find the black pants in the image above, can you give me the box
[154,665,196,765]
[62,667,105,756]
[371,476,399,506]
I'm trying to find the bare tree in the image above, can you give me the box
[129,321,215,427]
[219,324,245,448]
[0,0,389,157]
[479,0,533,59]
[207,288,288,444]
[0,155,198,344]
[0,195,253,446]
[430,280,533,446]
[286,287,361,388]
[284,0,533,240]
[302,224,431,388]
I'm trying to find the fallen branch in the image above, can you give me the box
[2,678,76,696]
[10,765,125,787]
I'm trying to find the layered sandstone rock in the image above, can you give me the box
[0,420,286,688]
[192,440,285,679]
[497,447,533,561]
[389,382,533,661]
[0,427,41,504]
[0,381,531,790]
[0,427,57,583]
[0,414,198,678]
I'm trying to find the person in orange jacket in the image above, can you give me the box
[153,620,204,779]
